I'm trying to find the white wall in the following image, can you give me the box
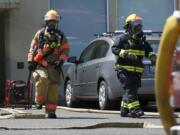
[5,0,49,80]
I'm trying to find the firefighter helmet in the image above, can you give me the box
[124,13,142,30]
[44,10,60,22]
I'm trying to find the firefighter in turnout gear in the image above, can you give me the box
[112,13,156,118]
[27,10,69,118]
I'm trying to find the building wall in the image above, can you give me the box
[5,0,48,80]
[117,0,174,31]
[2,0,176,104]
[5,0,175,81]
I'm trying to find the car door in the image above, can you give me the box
[75,44,97,96]
[82,40,109,96]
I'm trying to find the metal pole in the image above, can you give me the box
[106,0,109,32]
[175,0,180,10]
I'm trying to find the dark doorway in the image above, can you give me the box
[0,11,6,105]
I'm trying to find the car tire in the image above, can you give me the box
[65,80,77,107]
[98,81,112,110]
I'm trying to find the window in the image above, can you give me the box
[117,0,174,32]
[50,0,107,56]
[91,40,109,59]
[79,43,97,63]
[79,40,109,63]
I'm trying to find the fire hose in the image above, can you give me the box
[155,11,180,135]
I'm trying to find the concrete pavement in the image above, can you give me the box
[0,106,163,129]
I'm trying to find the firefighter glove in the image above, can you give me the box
[117,70,127,84]
[126,52,137,60]
[28,61,37,71]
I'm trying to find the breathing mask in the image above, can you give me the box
[46,20,58,35]
[130,20,144,39]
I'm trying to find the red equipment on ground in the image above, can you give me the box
[4,80,33,109]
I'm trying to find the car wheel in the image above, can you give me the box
[98,81,111,110]
[65,80,76,107]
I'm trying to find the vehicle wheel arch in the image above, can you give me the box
[97,77,105,91]
[97,77,113,110]
[64,77,78,107]
[64,77,70,93]
[97,77,111,97]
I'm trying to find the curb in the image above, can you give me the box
[56,106,161,116]
[56,106,180,118]
[1,106,179,119]
[0,108,45,119]
[0,113,45,119]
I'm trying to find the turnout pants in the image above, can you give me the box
[117,70,142,114]
[33,65,61,114]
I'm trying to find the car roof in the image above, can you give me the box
[94,30,161,42]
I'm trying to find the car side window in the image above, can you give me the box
[91,40,109,60]
[79,40,109,63]
[79,43,97,63]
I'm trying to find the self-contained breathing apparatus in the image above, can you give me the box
[31,26,65,79]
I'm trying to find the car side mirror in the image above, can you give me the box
[68,56,78,64]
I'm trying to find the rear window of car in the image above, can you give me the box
[91,40,109,59]
[79,40,109,63]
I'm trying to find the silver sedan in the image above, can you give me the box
[61,33,159,110]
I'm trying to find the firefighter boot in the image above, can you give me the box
[120,108,129,117]
[46,84,59,119]
[120,100,129,117]
[47,112,57,118]
[129,108,144,118]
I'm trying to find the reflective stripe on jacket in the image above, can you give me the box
[112,33,155,74]
[27,27,69,66]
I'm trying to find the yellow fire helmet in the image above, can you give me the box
[44,9,60,22]
[124,13,143,30]
[125,13,142,24]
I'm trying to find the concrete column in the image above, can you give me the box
[0,12,5,104]
[108,0,118,32]
[175,0,180,10]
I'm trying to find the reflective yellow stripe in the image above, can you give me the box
[148,52,155,57]
[116,65,144,73]
[128,49,145,56]
[119,49,127,58]
[136,67,144,72]
[121,101,128,108]
[128,101,140,109]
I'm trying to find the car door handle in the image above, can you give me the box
[96,65,101,68]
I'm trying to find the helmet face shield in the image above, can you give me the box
[130,20,143,39]
[131,23,142,34]
[124,14,144,39]
[131,19,142,27]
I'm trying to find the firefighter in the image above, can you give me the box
[27,10,69,118]
[112,13,156,118]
